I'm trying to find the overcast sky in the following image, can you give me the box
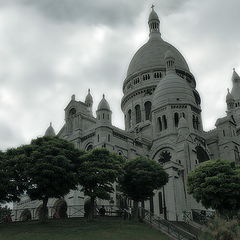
[0,0,239,150]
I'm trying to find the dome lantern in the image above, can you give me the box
[148,5,161,37]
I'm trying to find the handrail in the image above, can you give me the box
[139,207,198,240]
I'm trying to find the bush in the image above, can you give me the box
[200,217,240,240]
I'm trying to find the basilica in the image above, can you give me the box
[14,7,240,222]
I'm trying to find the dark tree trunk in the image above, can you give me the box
[88,197,95,220]
[41,197,48,222]
[133,200,139,220]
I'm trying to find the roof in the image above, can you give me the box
[44,123,56,137]
[126,37,190,77]
[97,94,111,111]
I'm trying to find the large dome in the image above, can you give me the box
[127,36,190,77]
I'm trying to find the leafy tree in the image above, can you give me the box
[0,151,21,203]
[188,159,240,218]
[77,148,124,219]
[5,136,84,221]
[119,156,169,219]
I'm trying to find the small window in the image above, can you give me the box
[108,134,110,142]
[163,115,167,129]
[98,135,100,142]
[158,117,162,132]
[103,113,105,119]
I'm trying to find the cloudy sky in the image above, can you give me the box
[0,0,239,150]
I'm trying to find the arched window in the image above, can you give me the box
[196,146,210,163]
[234,146,240,163]
[158,117,162,132]
[174,112,179,127]
[86,144,93,151]
[158,192,163,214]
[192,115,196,129]
[144,101,152,121]
[97,134,100,142]
[182,113,185,118]
[159,151,172,164]
[196,116,199,130]
[135,105,141,124]
[108,134,110,142]
[103,113,105,119]
[163,115,167,129]
[128,109,132,128]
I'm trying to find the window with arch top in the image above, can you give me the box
[135,105,141,124]
[144,101,152,121]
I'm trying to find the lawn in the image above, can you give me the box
[0,217,170,240]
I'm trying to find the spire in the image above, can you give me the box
[148,5,161,37]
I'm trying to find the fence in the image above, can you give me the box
[139,207,198,240]
[9,204,122,222]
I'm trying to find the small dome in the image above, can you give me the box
[226,89,234,102]
[97,94,110,111]
[152,71,195,110]
[231,69,240,99]
[148,7,159,22]
[232,68,240,83]
[85,89,93,104]
[44,123,56,137]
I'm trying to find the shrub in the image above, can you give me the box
[200,217,240,240]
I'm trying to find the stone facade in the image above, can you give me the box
[13,7,240,221]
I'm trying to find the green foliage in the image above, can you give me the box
[77,148,124,200]
[200,217,240,240]
[0,206,12,221]
[0,151,20,203]
[188,159,240,217]
[5,136,84,202]
[119,156,169,202]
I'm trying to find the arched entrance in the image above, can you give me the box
[53,199,68,218]
[20,209,31,221]
[35,204,49,220]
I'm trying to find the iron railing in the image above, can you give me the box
[139,207,198,240]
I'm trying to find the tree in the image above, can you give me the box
[5,136,84,221]
[77,148,124,219]
[119,156,169,219]
[0,151,21,203]
[188,159,240,218]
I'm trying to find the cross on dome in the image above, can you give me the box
[151,4,155,10]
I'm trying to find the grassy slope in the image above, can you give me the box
[0,218,170,240]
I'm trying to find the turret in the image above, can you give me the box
[85,89,93,114]
[226,88,234,110]
[44,122,56,137]
[96,94,112,125]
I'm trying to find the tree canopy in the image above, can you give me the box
[119,156,169,202]
[77,148,124,218]
[5,136,84,220]
[188,159,240,217]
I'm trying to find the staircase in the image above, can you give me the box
[139,208,198,240]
